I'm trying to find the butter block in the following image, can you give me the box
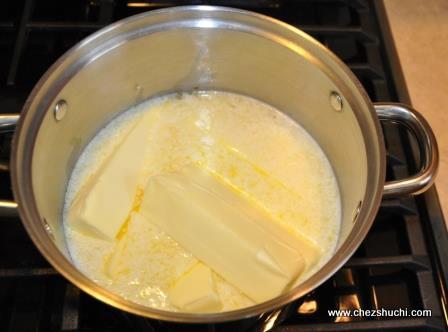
[205,141,315,244]
[168,263,222,313]
[69,115,152,240]
[140,164,320,303]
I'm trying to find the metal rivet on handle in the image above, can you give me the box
[54,100,67,121]
[330,91,343,112]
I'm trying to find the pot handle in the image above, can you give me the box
[374,103,439,197]
[0,107,439,210]
[0,114,20,133]
[0,114,20,217]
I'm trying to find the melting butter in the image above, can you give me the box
[141,163,319,302]
[64,91,341,312]
[68,114,153,240]
[168,263,222,313]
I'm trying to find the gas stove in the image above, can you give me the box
[0,1,447,331]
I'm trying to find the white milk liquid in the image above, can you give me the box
[63,91,341,312]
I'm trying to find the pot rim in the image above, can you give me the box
[11,5,386,323]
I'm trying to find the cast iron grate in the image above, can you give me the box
[0,0,446,331]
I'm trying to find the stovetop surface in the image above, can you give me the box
[0,0,447,331]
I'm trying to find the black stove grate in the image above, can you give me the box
[0,0,447,331]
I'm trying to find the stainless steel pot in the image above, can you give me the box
[0,6,438,323]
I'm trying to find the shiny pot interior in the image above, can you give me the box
[12,6,385,322]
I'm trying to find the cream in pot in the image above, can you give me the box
[64,91,342,312]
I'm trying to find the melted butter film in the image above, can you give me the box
[63,91,341,312]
